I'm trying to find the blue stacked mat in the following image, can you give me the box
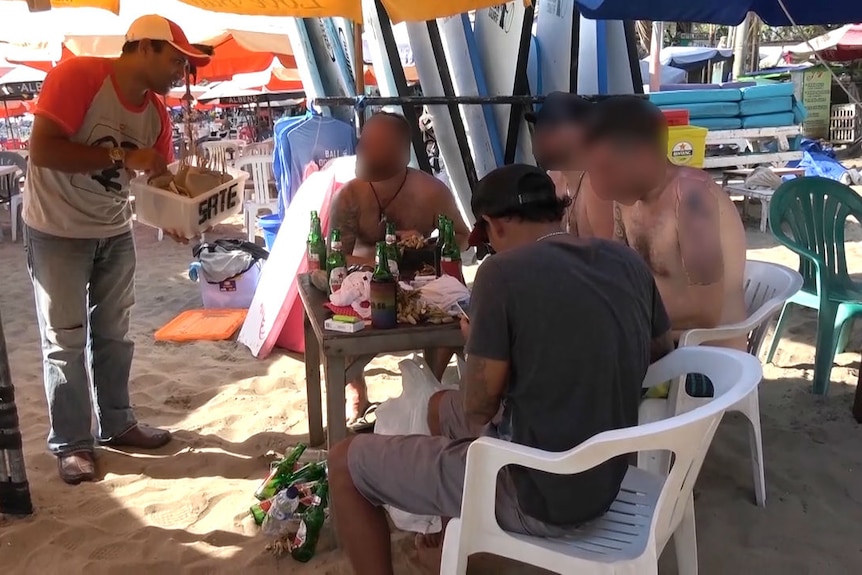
[650,82,804,132]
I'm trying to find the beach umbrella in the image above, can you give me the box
[785,24,862,63]
[574,0,862,26]
[0,306,33,517]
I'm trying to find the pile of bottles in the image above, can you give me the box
[248,444,329,563]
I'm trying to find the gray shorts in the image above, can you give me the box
[347,390,572,536]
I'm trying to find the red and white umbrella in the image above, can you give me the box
[786,24,862,63]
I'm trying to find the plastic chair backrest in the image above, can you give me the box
[769,177,862,297]
[678,260,803,354]
[0,151,26,171]
[235,154,274,204]
[458,347,762,558]
[242,141,274,156]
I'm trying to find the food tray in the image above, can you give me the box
[131,161,249,239]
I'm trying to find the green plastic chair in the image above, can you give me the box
[766,177,862,395]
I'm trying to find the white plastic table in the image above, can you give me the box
[725,184,775,233]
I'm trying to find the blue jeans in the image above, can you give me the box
[24,225,137,455]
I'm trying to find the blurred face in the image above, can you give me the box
[142,41,188,95]
[355,117,409,182]
[531,122,585,171]
[588,138,665,205]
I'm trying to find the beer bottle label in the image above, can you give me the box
[329,267,347,292]
[385,234,396,244]
[294,521,308,547]
[332,241,342,251]
[388,260,398,277]
[308,252,321,271]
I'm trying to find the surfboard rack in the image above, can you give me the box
[0,306,33,517]
[312,94,647,108]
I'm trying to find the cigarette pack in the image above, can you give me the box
[324,318,365,333]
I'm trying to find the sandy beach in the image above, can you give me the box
[1,208,861,575]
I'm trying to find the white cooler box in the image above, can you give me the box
[131,162,249,239]
[198,261,262,309]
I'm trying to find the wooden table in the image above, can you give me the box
[297,274,465,448]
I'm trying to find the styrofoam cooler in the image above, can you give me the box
[197,261,262,309]
[131,162,249,238]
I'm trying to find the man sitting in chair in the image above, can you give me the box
[587,96,747,397]
[326,164,674,574]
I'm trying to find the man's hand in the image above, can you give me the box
[459,316,470,341]
[126,148,168,176]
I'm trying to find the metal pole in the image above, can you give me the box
[0,306,33,516]
[312,94,641,108]
[649,22,664,93]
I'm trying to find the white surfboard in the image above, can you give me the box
[302,18,355,123]
[404,21,474,226]
[332,16,357,88]
[283,19,330,113]
[535,2,638,95]
[437,13,503,179]
[473,2,534,164]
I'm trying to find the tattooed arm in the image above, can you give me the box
[463,355,509,426]
[328,183,369,265]
[613,202,629,245]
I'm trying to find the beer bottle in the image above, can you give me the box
[254,443,308,501]
[326,229,348,294]
[250,496,275,526]
[383,221,400,280]
[290,482,329,563]
[286,461,327,486]
[306,214,326,272]
[439,219,464,284]
[370,242,398,329]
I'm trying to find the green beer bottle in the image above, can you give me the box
[250,496,275,526]
[383,221,400,280]
[326,229,348,293]
[370,242,397,329]
[307,213,326,272]
[254,443,308,501]
[286,461,327,486]
[439,218,464,284]
[290,482,329,563]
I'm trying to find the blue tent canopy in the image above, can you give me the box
[575,0,862,26]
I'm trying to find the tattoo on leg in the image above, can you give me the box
[464,357,500,424]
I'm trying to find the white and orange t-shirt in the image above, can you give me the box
[23,57,174,239]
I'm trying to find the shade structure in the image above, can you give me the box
[38,0,531,23]
[786,24,862,62]
[575,0,862,26]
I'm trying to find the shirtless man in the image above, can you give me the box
[527,91,615,239]
[329,112,469,420]
[587,96,747,395]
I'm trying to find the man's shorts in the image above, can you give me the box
[347,390,573,537]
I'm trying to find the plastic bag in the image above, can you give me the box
[375,357,458,534]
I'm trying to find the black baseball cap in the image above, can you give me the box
[524,91,593,127]
[586,95,668,148]
[467,164,558,247]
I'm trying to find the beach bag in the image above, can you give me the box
[375,357,458,534]
[189,240,269,309]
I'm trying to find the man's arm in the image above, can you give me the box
[29,117,118,173]
[463,355,509,426]
[329,183,370,265]
[663,177,726,329]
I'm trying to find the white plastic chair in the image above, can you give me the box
[440,347,763,575]
[235,154,277,242]
[201,139,245,169]
[639,260,802,507]
[241,141,274,156]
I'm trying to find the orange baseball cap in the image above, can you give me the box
[125,14,211,67]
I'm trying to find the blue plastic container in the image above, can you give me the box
[258,214,281,251]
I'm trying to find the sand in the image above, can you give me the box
[1,209,861,575]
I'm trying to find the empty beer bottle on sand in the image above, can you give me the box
[383,221,400,280]
[307,213,326,271]
[254,443,307,501]
[290,482,329,563]
[370,242,398,329]
[287,461,327,486]
[326,229,348,294]
[439,218,464,284]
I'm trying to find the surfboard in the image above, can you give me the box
[283,19,330,113]
[403,20,475,226]
[437,13,503,179]
[473,1,534,165]
[302,18,355,123]
[332,16,357,89]
[534,1,639,95]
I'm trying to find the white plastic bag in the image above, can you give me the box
[375,356,458,534]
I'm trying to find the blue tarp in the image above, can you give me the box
[576,0,862,26]
[787,140,850,182]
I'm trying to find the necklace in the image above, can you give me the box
[370,170,409,224]
[536,231,568,242]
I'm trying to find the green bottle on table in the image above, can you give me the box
[307,213,326,272]
[439,218,464,284]
[290,482,329,563]
[326,229,348,294]
[254,443,307,501]
[370,242,398,329]
[383,221,400,280]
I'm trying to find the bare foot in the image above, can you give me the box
[345,380,369,423]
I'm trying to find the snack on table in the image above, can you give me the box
[396,286,454,325]
[397,235,427,250]
[148,152,232,198]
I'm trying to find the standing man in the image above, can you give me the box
[329,111,469,422]
[527,91,614,239]
[23,15,211,484]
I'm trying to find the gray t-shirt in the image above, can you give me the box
[466,236,669,526]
